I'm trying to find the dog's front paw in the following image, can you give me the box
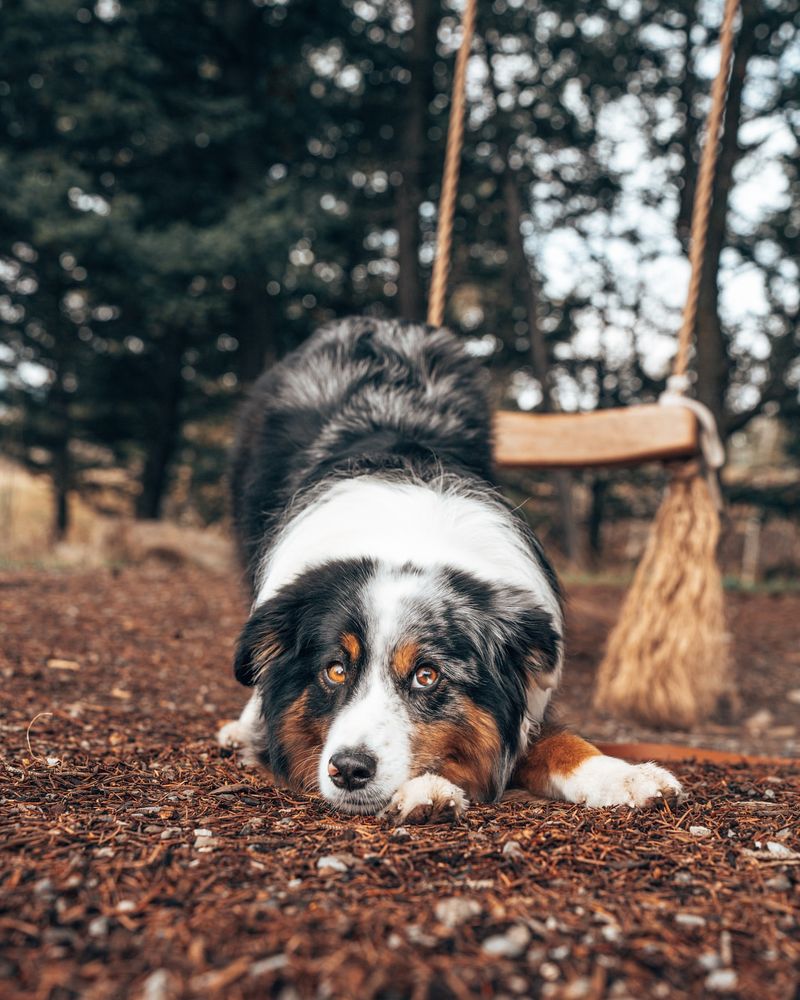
[384,773,469,825]
[559,756,683,808]
[217,719,248,748]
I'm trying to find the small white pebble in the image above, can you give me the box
[193,837,219,851]
[675,913,707,928]
[765,874,791,891]
[116,899,136,913]
[502,840,525,860]
[564,978,591,1000]
[705,969,738,993]
[406,925,437,947]
[481,924,530,958]
[317,855,349,873]
[193,828,212,837]
[87,916,109,938]
[766,842,800,860]
[435,897,482,928]
[689,825,712,837]
[248,954,288,977]
[140,969,172,1000]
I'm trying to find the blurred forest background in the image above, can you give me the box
[1,0,798,578]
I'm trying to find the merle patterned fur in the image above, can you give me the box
[232,318,498,580]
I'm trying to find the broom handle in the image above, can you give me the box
[674,0,741,379]
[427,0,478,329]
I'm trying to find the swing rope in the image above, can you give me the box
[674,0,741,382]
[427,0,478,329]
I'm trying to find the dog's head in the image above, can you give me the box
[234,558,561,813]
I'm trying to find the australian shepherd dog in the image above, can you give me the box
[219,318,682,822]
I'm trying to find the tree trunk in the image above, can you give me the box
[501,162,583,566]
[236,278,279,383]
[136,331,186,520]
[51,437,70,542]
[588,474,608,560]
[220,0,276,378]
[684,2,755,435]
[395,0,434,322]
[49,358,71,542]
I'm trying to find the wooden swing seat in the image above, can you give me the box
[494,405,699,470]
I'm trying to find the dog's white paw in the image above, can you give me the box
[216,693,263,762]
[384,773,469,825]
[556,756,683,808]
[216,719,248,748]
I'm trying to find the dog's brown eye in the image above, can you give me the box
[324,662,347,686]
[412,665,439,690]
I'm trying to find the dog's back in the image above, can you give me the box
[231,317,494,588]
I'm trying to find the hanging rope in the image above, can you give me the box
[427,0,478,328]
[673,0,742,380]
[660,0,741,500]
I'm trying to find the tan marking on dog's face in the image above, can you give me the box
[391,641,420,679]
[411,700,501,801]
[341,632,361,663]
[279,691,330,792]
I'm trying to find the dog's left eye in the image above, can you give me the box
[324,662,347,686]
[412,665,440,690]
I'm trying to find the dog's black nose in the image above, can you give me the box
[328,749,377,791]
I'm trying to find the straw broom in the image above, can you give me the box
[593,0,741,728]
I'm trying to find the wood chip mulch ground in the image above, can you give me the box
[2,565,799,999]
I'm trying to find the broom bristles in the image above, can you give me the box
[594,469,731,729]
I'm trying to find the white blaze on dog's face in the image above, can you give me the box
[316,570,418,813]
[232,559,562,814]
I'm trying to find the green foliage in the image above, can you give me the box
[0,0,797,532]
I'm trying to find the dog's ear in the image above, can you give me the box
[233,604,284,687]
[490,593,563,691]
[515,605,562,690]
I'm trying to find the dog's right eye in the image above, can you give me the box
[324,662,347,687]
[412,664,440,690]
